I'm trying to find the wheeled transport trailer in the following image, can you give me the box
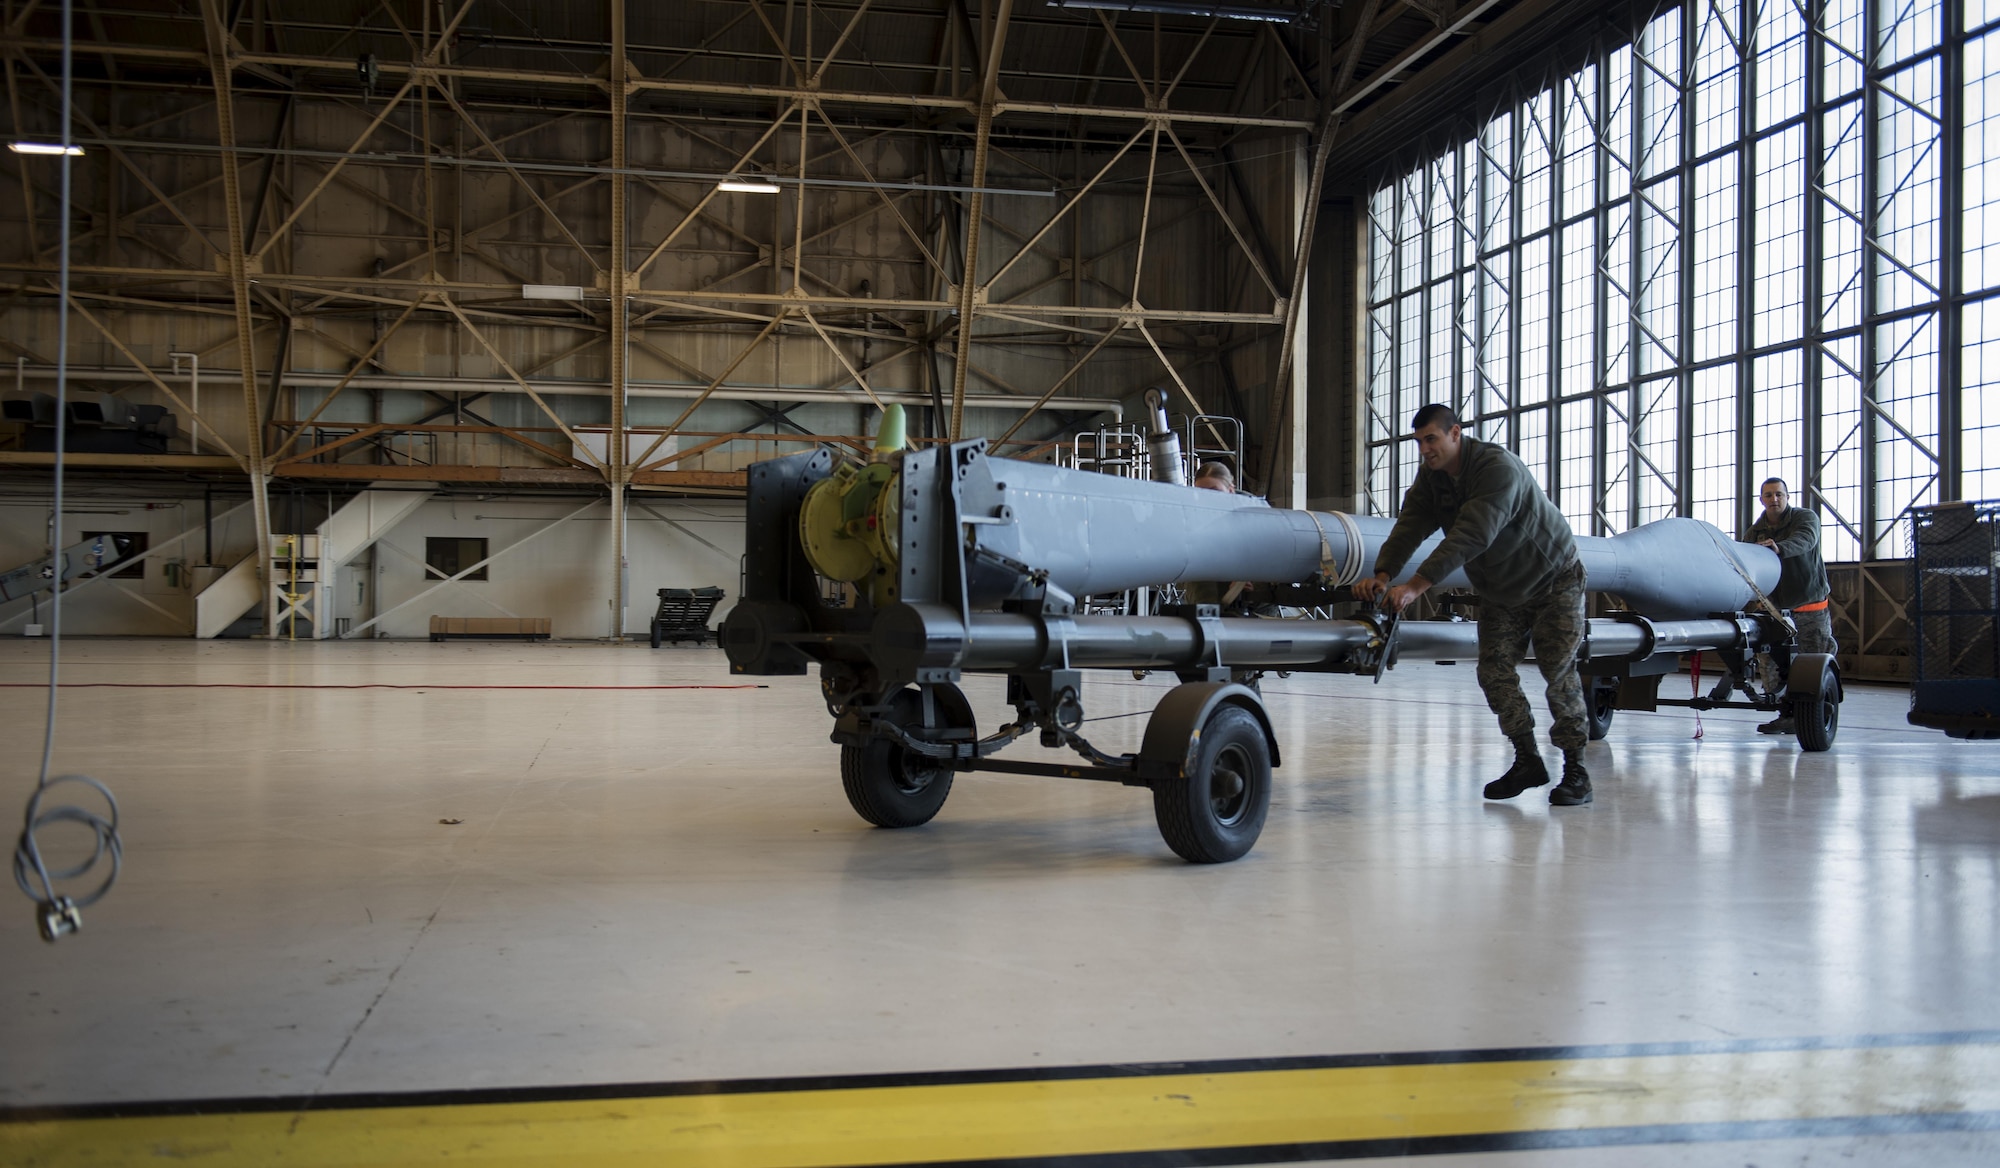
[723,417,1840,863]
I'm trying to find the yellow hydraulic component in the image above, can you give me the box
[799,406,909,605]
[800,461,896,581]
[275,533,305,641]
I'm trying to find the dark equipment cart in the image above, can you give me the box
[1908,501,2000,739]
[650,586,725,647]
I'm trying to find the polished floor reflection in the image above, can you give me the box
[0,638,1995,1165]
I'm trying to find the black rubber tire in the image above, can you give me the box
[839,686,972,828]
[1152,705,1271,864]
[1790,674,1839,753]
[650,623,662,649]
[1585,678,1617,741]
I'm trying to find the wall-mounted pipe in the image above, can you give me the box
[3,364,1125,418]
[167,352,198,453]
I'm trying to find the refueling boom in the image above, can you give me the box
[724,422,1839,864]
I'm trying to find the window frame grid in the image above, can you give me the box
[1360,0,1994,561]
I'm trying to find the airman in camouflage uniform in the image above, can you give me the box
[1743,476,1836,734]
[1353,404,1594,806]
[1474,561,1588,761]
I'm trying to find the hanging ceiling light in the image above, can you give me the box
[10,142,84,156]
[717,177,783,194]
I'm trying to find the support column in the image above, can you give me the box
[199,0,273,635]
[609,0,630,639]
[1939,0,1964,505]
[948,0,1014,441]
[1254,0,1379,495]
[1288,140,1310,509]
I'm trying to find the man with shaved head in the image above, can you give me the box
[1354,404,1592,806]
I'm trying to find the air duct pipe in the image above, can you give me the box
[1141,386,1185,486]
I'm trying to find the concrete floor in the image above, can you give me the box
[0,637,1996,1165]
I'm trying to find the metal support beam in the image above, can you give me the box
[609,0,630,640]
[199,0,274,636]
[948,0,1015,441]
[1,4,1292,481]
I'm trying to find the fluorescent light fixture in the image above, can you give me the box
[1047,0,1315,22]
[522,284,587,301]
[717,178,782,194]
[10,141,83,156]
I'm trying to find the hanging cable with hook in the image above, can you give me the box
[13,0,122,943]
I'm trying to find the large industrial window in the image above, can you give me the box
[1363,0,1996,561]
[425,537,489,582]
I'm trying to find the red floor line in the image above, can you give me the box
[0,683,768,690]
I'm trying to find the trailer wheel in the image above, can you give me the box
[1789,659,1840,753]
[840,685,973,828]
[1153,705,1271,864]
[1584,676,1617,741]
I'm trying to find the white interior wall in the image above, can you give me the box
[334,495,746,640]
[0,495,261,636]
[0,490,746,640]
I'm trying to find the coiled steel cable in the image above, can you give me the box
[13,0,120,942]
[15,776,120,941]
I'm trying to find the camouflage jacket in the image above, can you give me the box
[1372,435,1579,607]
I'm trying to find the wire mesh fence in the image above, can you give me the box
[1908,501,2000,738]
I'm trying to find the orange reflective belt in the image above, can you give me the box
[1792,598,1830,613]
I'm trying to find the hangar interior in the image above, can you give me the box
[2,0,1998,1165]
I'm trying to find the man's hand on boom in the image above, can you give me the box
[1352,572,1432,614]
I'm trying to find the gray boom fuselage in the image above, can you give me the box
[959,458,1778,620]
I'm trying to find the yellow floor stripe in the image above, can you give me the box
[5,1042,1998,1168]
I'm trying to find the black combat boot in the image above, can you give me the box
[1549,757,1593,806]
[1483,737,1550,800]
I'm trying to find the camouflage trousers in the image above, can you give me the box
[1475,560,1588,757]
[1792,606,1837,656]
